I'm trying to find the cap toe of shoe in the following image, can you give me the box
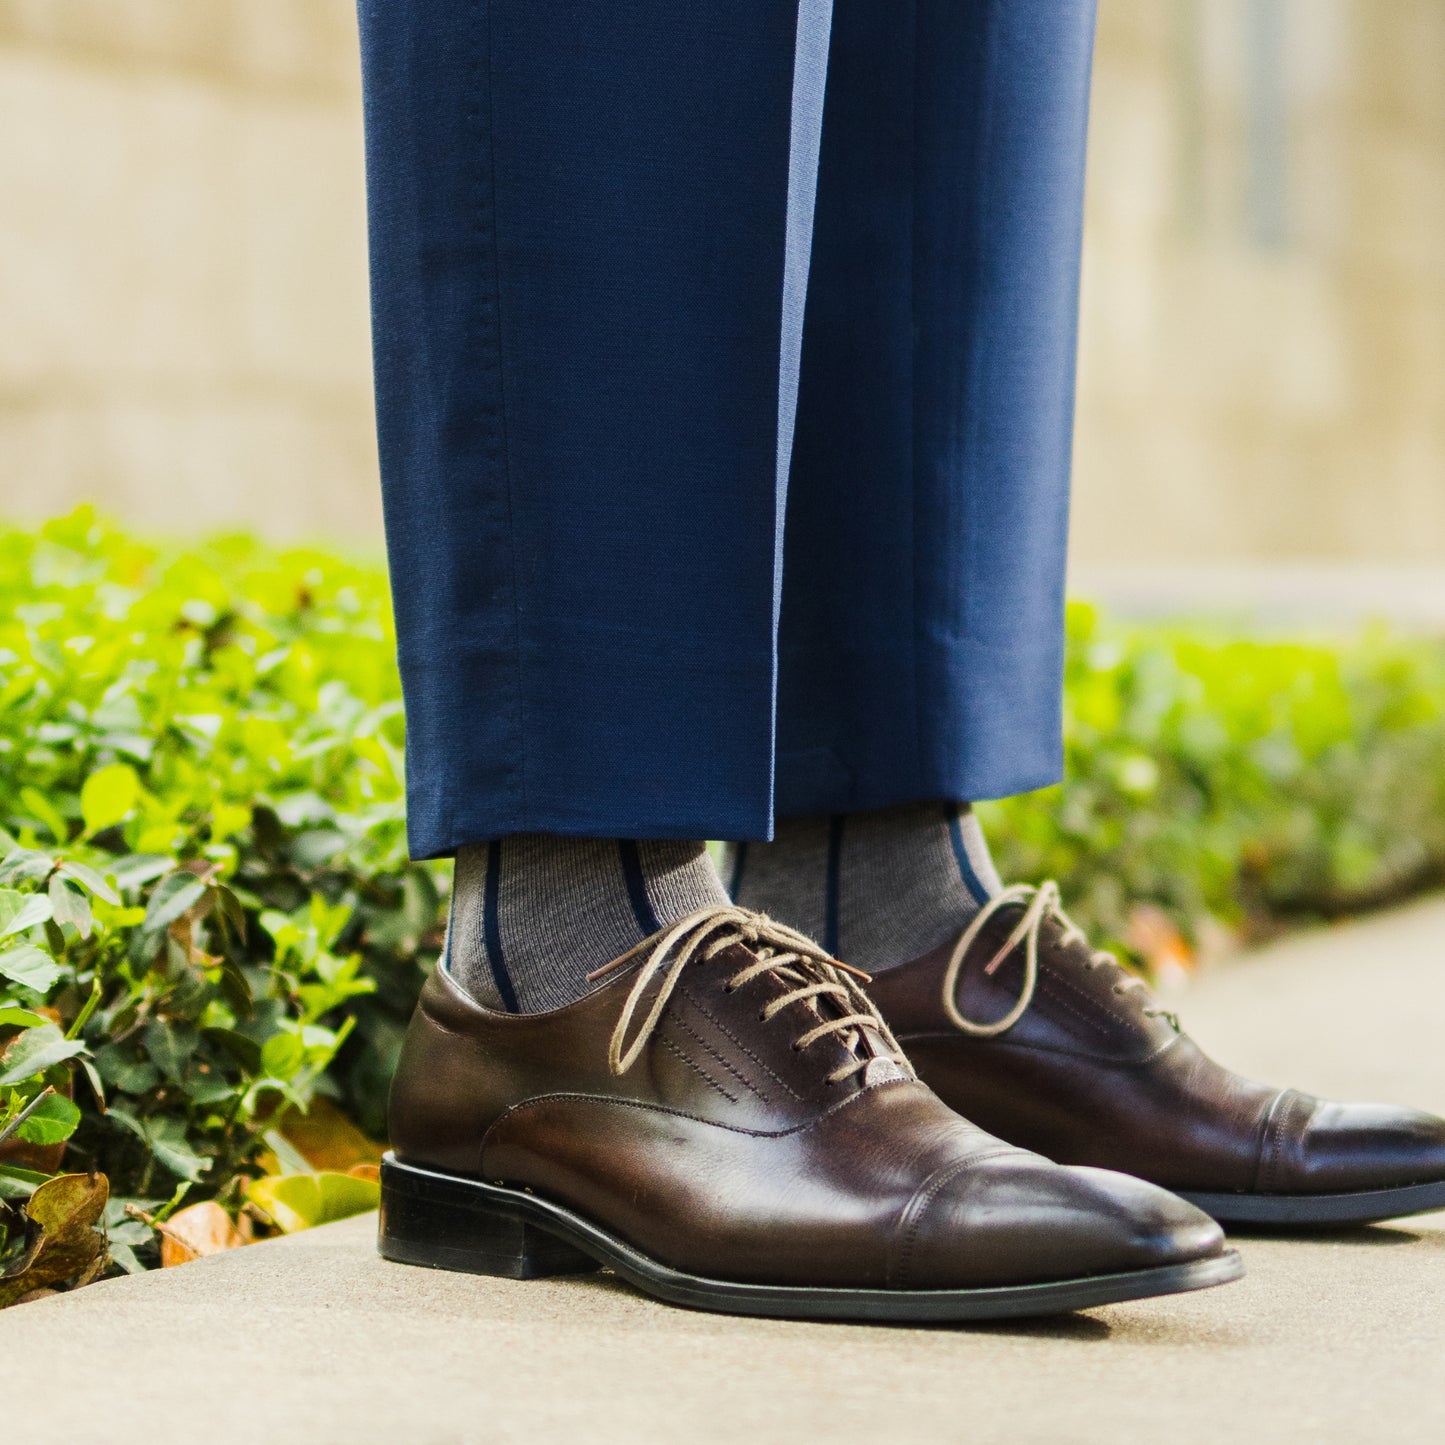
[902,1155,1225,1290]
[1295,1101,1445,1192]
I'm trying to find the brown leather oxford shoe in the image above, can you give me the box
[380,905,1239,1320]
[866,881,1445,1227]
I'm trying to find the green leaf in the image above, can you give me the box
[94,1043,158,1094]
[19,786,69,845]
[0,1034,84,1086]
[107,1239,146,1275]
[0,1025,85,1086]
[0,848,53,887]
[107,1108,211,1184]
[13,1090,81,1146]
[0,1006,49,1029]
[202,1026,261,1073]
[57,859,122,906]
[211,883,247,944]
[49,874,93,938]
[79,1057,106,1110]
[0,942,64,994]
[260,1031,305,1080]
[245,1170,379,1233]
[0,888,53,939]
[80,763,141,836]
[143,1018,198,1084]
[105,1105,148,1143]
[150,1128,211,1185]
[217,957,254,1019]
[143,873,208,933]
[108,854,176,893]
[0,1162,49,1201]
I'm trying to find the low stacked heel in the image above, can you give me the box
[379,1154,598,1280]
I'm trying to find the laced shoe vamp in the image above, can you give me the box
[951,906,1176,1063]
[637,941,891,1129]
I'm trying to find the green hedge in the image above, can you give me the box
[983,605,1445,947]
[0,513,432,1284]
[3,511,1445,1285]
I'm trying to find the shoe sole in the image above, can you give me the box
[379,1153,1243,1322]
[1178,1178,1445,1227]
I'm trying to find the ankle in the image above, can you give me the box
[728,801,1000,970]
[447,835,727,1013]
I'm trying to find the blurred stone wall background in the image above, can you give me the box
[0,0,379,539]
[1,0,1442,579]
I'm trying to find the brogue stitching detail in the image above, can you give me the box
[670,998,775,1102]
[1041,962,1150,1032]
[659,1036,740,1105]
[679,987,804,1101]
[1035,972,1123,1039]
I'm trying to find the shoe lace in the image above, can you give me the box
[941,881,1178,1038]
[588,904,910,1084]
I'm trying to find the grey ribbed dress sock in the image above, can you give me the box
[446,835,728,1013]
[724,802,1001,971]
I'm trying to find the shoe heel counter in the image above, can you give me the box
[387,971,501,1176]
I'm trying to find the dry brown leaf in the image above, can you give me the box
[0,1172,109,1308]
[157,1200,248,1267]
[278,1096,384,1174]
[1125,904,1195,989]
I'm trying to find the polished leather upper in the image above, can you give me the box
[868,901,1445,1195]
[389,915,1224,1289]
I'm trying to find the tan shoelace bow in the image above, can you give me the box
[589,904,910,1083]
[942,881,1175,1038]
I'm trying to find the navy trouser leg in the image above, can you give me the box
[359,2,833,858]
[360,2,1095,855]
[777,1,1098,815]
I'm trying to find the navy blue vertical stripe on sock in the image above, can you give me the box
[945,803,992,906]
[727,841,749,899]
[824,814,844,956]
[619,840,662,936]
[484,839,520,1013]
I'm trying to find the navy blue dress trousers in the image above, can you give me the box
[357,1,1097,860]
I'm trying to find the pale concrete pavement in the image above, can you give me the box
[6,898,1445,1445]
